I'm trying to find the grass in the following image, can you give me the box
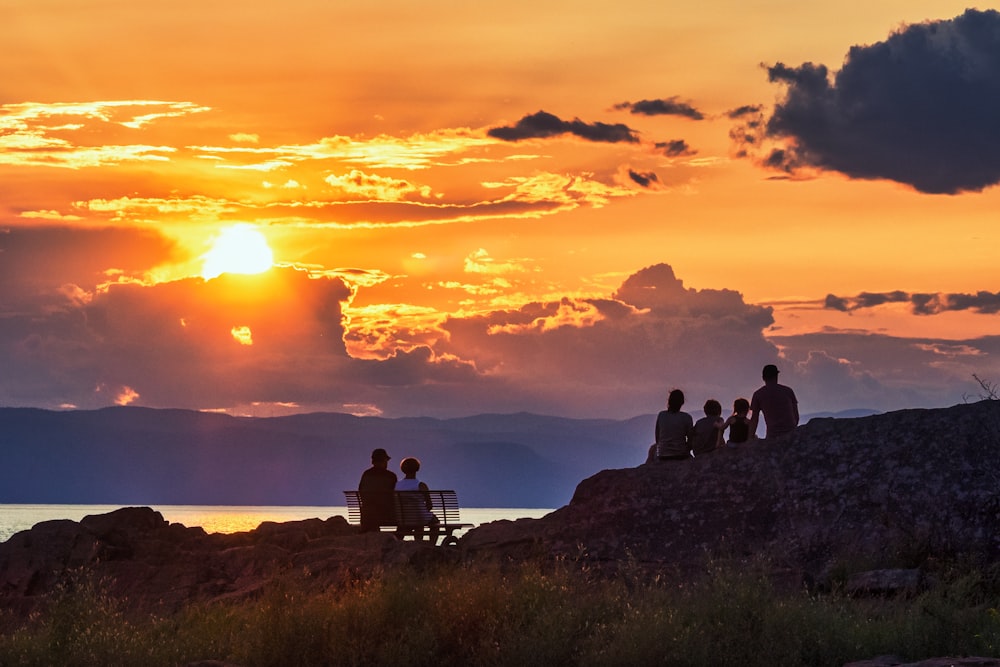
[1,557,999,667]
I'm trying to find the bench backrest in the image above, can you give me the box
[344,489,463,527]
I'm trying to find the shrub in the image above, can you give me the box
[1,558,999,666]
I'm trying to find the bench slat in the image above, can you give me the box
[343,489,472,545]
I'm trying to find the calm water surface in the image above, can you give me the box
[0,504,555,543]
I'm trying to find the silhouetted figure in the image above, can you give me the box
[691,399,724,455]
[723,397,752,446]
[358,448,397,532]
[653,388,694,461]
[395,457,440,542]
[748,364,799,439]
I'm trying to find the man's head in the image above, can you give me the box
[667,388,685,412]
[371,448,390,466]
[762,364,780,382]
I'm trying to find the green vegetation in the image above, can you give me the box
[1,558,999,667]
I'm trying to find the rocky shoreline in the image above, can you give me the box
[1,401,998,665]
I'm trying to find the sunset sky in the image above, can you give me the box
[2,1,998,420]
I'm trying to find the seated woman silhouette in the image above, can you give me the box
[654,388,694,461]
[395,457,440,542]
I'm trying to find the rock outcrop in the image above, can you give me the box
[0,507,455,618]
[462,400,1000,581]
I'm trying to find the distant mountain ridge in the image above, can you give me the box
[0,406,878,507]
[0,406,651,507]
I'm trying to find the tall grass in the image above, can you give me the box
[1,558,998,667]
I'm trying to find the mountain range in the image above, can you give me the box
[0,406,875,507]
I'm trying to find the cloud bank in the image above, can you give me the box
[0,232,996,418]
[741,9,1000,194]
[825,290,1000,315]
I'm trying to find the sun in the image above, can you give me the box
[201,225,274,280]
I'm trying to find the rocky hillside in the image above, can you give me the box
[1,401,997,620]
[463,400,1000,580]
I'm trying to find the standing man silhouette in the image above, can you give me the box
[748,364,799,439]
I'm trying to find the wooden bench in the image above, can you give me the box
[343,489,472,546]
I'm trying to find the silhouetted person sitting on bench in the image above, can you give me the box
[395,457,440,542]
[358,448,397,532]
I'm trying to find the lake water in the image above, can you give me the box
[0,504,555,544]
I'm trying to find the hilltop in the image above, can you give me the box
[464,400,1000,582]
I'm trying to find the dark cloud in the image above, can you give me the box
[854,291,909,309]
[654,139,696,157]
[824,294,849,312]
[628,169,660,188]
[727,105,762,119]
[614,97,704,120]
[741,9,1000,194]
[488,110,639,143]
[824,289,1000,315]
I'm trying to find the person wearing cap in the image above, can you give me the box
[748,364,799,439]
[358,448,398,532]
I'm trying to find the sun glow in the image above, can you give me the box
[201,225,274,280]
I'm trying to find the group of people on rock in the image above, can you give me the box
[652,364,799,462]
[357,448,440,540]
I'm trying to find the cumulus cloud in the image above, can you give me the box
[825,289,1000,315]
[488,110,640,143]
[770,330,1000,412]
[738,9,1000,193]
[431,263,780,416]
[614,97,705,120]
[324,169,432,200]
